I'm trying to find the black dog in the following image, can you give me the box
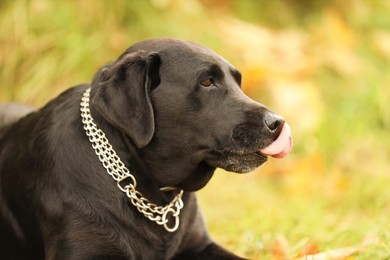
[0,38,292,259]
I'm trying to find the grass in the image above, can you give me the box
[199,167,390,259]
[1,0,390,259]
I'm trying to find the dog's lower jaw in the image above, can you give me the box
[206,151,268,173]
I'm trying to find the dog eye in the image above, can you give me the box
[200,79,214,88]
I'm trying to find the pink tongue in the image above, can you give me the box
[259,122,293,159]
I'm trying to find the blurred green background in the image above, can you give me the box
[1,0,389,259]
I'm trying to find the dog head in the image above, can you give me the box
[92,38,292,191]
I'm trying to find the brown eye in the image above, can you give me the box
[200,79,214,87]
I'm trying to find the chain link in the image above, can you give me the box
[80,87,184,232]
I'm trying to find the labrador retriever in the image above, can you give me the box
[0,38,292,259]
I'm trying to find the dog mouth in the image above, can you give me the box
[205,122,293,173]
[230,122,293,161]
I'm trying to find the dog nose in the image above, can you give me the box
[264,112,285,133]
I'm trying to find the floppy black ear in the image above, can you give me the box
[91,50,161,148]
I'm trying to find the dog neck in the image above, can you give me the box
[82,87,184,232]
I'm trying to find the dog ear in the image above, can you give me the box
[91,50,161,148]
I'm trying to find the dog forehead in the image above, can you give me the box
[126,38,231,67]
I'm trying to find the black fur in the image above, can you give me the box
[0,38,285,259]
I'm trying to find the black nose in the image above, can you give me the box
[264,113,285,133]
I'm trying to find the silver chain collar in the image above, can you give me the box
[80,87,184,232]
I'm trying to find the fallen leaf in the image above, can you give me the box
[294,246,359,260]
[272,235,290,260]
[295,241,321,257]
